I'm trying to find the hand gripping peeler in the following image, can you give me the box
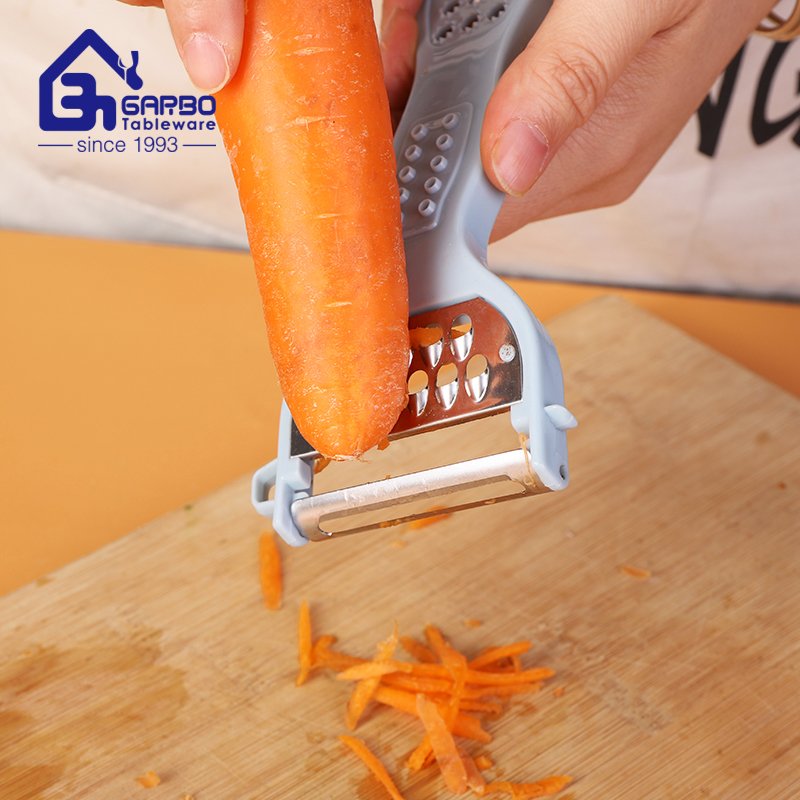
[252,0,576,545]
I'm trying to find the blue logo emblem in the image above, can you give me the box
[40,29,143,132]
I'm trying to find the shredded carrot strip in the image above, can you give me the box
[346,624,399,730]
[475,754,494,771]
[383,673,453,694]
[552,686,566,698]
[463,618,483,629]
[482,776,573,798]
[258,532,282,611]
[372,687,491,742]
[618,564,652,580]
[464,755,487,793]
[296,600,313,686]
[415,694,469,794]
[470,642,532,669]
[400,636,437,663]
[463,683,544,699]
[339,735,407,800]
[337,661,411,681]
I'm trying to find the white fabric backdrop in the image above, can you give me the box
[1,0,798,297]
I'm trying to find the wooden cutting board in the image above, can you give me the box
[2,297,799,800]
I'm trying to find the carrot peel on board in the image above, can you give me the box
[346,624,399,730]
[339,735,407,800]
[258,531,282,610]
[481,776,573,798]
[215,0,408,458]
[415,693,469,794]
[296,600,313,686]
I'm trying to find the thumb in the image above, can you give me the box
[482,1,664,196]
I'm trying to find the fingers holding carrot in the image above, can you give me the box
[118,0,244,92]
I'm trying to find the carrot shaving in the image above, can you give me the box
[135,771,161,788]
[314,456,331,474]
[463,618,483,629]
[346,624,399,730]
[373,686,491,743]
[552,686,566,698]
[400,635,437,663]
[383,673,453,694]
[339,735,407,800]
[470,642,532,670]
[464,755,488,793]
[416,693,469,794]
[618,564,652,580]
[258,531,282,611]
[482,776,573,798]
[337,660,411,681]
[475,754,494,771]
[407,507,453,530]
[296,600,313,686]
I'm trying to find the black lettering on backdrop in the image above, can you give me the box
[696,45,746,158]
[751,41,800,146]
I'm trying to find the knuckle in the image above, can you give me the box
[542,45,610,127]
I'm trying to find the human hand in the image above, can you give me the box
[119,0,243,93]
[381,0,775,240]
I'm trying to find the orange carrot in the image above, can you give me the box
[400,636,437,663]
[296,600,313,686]
[339,735,407,800]
[346,624,399,730]
[407,508,453,530]
[618,564,652,580]
[135,771,161,788]
[258,532,282,611]
[336,661,411,681]
[215,0,408,458]
[415,694,469,794]
[383,673,453,694]
[464,755,488,793]
[463,618,483,629]
[475,754,495,771]
[372,686,491,743]
[470,642,533,670]
[482,776,573,798]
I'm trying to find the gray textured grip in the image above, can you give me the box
[394,0,552,310]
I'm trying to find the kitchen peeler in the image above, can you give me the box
[252,0,576,545]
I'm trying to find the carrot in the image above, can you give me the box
[470,642,533,670]
[339,735,407,800]
[135,771,161,788]
[482,776,573,798]
[258,532,282,611]
[399,636,437,663]
[296,600,313,686]
[346,624,399,730]
[464,755,488,793]
[475,754,495,771]
[415,694,469,794]
[214,0,409,458]
[372,686,491,743]
[618,564,652,580]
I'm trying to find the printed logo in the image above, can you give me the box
[40,29,143,132]
[38,29,217,154]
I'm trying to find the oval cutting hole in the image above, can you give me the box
[465,354,489,402]
[463,12,480,29]
[410,324,444,368]
[407,369,429,415]
[450,314,473,361]
[435,363,459,409]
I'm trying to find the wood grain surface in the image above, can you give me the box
[2,297,799,800]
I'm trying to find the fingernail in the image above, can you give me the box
[381,8,399,42]
[183,33,230,93]
[491,120,549,196]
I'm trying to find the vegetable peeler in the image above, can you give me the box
[252,0,576,545]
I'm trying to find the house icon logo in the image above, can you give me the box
[39,29,143,132]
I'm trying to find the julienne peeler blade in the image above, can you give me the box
[252,0,576,546]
